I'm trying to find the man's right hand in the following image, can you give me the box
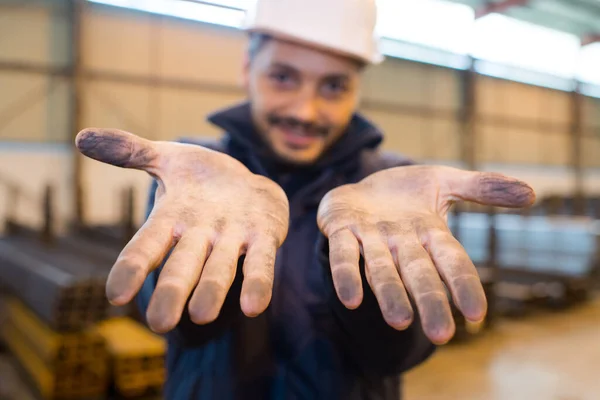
[76,128,290,333]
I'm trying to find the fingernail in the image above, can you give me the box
[106,267,141,304]
[333,269,360,307]
[338,285,354,304]
[241,279,271,317]
[454,276,487,322]
[146,286,181,333]
[380,284,413,329]
[189,283,221,324]
[421,293,455,344]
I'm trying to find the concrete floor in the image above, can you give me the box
[404,295,600,400]
[1,297,599,400]
[0,354,36,400]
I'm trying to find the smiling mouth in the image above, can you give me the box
[278,126,323,149]
[267,114,329,150]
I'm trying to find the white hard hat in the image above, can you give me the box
[242,0,384,65]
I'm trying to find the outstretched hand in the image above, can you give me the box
[76,128,289,333]
[317,165,535,344]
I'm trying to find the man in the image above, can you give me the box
[75,0,535,398]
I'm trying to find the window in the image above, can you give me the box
[471,14,581,80]
[578,43,600,86]
[87,0,600,95]
[376,0,475,55]
[87,0,248,27]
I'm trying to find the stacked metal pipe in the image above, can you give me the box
[94,317,166,398]
[0,296,109,399]
[0,236,113,332]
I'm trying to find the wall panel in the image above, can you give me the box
[425,118,461,160]
[362,59,428,107]
[477,123,503,163]
[83,6,153,75]
[0,6,54,64]
[362,110,425,158]
[158,87,245,141]
[539,132,570,166]
[582,96,600,129]
[0,2,69,65]
[542,89,571,125]
[581,137,600,168]
[505,81,541,121]
[478,124,544,164]
[428,67,460,112]
[0,72,52,141]
[476,77,506,118]
[503,128,542,165]
[46,78,71,142]
[159,19,245,85]
[82,80,153,138]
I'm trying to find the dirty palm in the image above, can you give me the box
[76,127,535,345]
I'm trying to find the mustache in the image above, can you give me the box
[267,114,331,136]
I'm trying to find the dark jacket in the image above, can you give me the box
[137,102,436,400]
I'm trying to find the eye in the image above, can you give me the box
[268,71,298,89]
[321,79,350,98]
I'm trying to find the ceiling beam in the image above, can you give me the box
[581,33,600,46]
[475,0,529,19]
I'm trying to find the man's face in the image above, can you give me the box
[244,38,363,166]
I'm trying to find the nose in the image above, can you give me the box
[289,91,319,122]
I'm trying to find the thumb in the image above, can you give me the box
[75,128,158,171]
[446,170,536,208]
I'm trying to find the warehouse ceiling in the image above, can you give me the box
[447,0,600,40]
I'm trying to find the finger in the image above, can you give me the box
[390,234,454,345]
[240,237,277,317]
[447,170,535,208]
[360,230,413,330]
[106,213,175,306]
[188,237,242,325]
[146,230,211,333]
[424,227,487,323]
[328,229,363,309]
[75,128,159,171]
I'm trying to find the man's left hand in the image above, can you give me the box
[317,165,535,344]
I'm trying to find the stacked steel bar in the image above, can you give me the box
[0,295,108,399]
[94,317,166,398]
[0,235,112,332]
[55,234,134,319]
[0,181,140,327]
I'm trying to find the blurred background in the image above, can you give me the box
[0,0,599,399]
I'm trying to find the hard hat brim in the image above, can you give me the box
[244,27,385,66]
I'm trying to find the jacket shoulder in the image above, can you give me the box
[176,136,227,153]
[361,148,415,176]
